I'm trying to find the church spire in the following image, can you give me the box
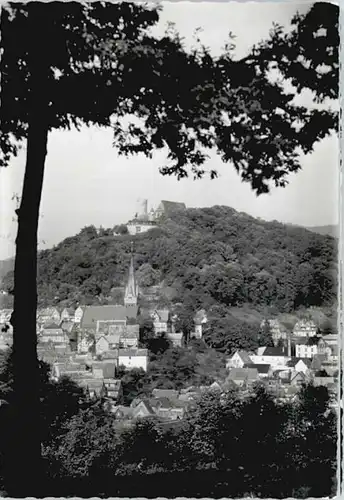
[124,241,138,307]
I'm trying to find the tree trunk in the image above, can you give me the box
[7,103,49,497]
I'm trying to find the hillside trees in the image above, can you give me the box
[0,1,338,494]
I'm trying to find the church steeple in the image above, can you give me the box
[124,242,138,307]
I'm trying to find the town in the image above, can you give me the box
[0,0,339,497]
[0,202,338,425]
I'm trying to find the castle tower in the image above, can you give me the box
[124,242,139,307]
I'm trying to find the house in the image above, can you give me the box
[132,399,156,419]
[295,336,331,359]
[152,388,179,401]
[227,367,259,387]
[293,319,317,338]
[321,333,338,346]
[120,324,140,348]
[273,369,292,382]
[311,353,328,371]
[190,309,208,340]
[286,357,311,374]
[111,405,133,420]
[91,360,117,379]
[80,378,105,399]
[317,337,332,356]
[106,333,122,349]
[61,308,75,322]
[206,381,225,392]
[74,306,85,324]
[97,321,126,336]
[250,347,290,368]
[60,320,75,334]
[313,370,335,387]
[166,332,184,348]
[226,350,252,370]
[95,336,110,355]
[243,363,271,378]
[118,348,148,371]
[151,309,171,334]
[150,398,187,420]
[103,379,122,400]
[260,319,287,346]
[81,305,138,331]
[40,323,69,345]
[37,307,61,325]
[102,349,119,360]
[77,332,95,354]
[52,362,87,380]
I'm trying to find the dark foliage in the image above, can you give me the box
[3,205,335,315]
[0,349,90,490]
[42,383,337,498]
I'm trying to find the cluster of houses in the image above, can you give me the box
[0,248,206,413]
[0,251,338,422]
[225,318,338,402]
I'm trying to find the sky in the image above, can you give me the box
[0,1,339,260]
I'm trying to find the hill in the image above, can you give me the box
[1,206,337,346]
[306,225,338,238]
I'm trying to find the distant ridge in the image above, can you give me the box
[285,222,338,238]
[306,225,338,238]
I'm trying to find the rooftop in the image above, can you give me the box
[81,305,138,328]
[118,348,148,357]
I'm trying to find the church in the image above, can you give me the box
[78,244,140,353]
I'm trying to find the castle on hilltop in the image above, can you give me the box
[125,199,186,236]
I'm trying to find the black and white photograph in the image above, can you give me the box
[0,0,340,497]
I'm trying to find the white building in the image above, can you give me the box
[295,337,332,359]
[118,348,148,372]
[40,324,69,344]
[226,350,253,370]
[151,309,170,334]
[126,199,157,235]
[190,309,208,340]
[250,347,290,369]
[74,306,85,324]
[61,307,75,322]
[293,319,317,338]
[127,220,157,236]
[37,307,61,325]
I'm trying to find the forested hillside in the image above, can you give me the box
[2,205,337,321]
